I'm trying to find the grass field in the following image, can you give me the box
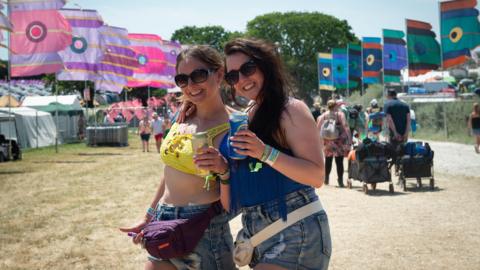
[0,133,157,269]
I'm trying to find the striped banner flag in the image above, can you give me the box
[9,0,72,77]
[383,29,407,83]
[57,9,104,81]
[440,0,480,68]
[317,53,334,91]
[95,26,138,93]
[406,19,441,76]
[362,37,383,84]
[332,48,348,90]
[127,33,179,89]
[157,40,182,88]
[348,43,362,89]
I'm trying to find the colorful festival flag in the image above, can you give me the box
[406,19,441,76]
[9,0,72,77]
[348,43,362,89]
[383,29,407,83]
[127,33,177,89]
[362,37,383,84]
[156,40,182,88]
[95,26,138,93]
[440,0,480,68]
[57,9,104,81]
[8,0,66,11]
[332,48,348,90]
[317,53,334,91]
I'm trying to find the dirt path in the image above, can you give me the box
[232,139,480,269]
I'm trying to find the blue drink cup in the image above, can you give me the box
[229,112,248,160]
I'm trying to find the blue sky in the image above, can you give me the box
[62,0,466,40]
[2,0,479,60]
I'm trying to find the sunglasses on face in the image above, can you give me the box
[174,68,216,88]
[225,60,257,85]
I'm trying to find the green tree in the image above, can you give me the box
[171,25,242,52]
[246,12,358,103]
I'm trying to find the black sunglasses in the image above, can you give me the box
[174,68,216,88]
[225,60,257,85]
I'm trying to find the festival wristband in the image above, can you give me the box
[146,207,156,218]
[264,146,280,166]
[260,144,273,162]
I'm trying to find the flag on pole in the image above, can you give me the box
[406,19,441,76]
[383,29,407,83]
[156,40,182,88]
[348,43,362,89]
[317,53,334,91]
[362,37,383,84]
[127,33,178,89]
[9,0,72,77]
[332,48,348,90]
[56,9,104,81]
[95,26,138,93]
[440,0,480,68]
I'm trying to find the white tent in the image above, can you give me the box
[0,107,56,148]
[22,95,82,110]
[22,95,83,142]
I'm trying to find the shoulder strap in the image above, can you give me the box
[207,123,230,146]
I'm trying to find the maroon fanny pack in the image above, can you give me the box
[142,201,222,259]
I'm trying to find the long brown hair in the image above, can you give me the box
[176,45,224,72]
[224,38,295,148]
[473,103,480,115]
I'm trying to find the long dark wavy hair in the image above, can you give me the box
[224,38,294,148]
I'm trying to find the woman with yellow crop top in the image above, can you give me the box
[120,45,236,270]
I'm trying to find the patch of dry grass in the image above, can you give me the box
[0,134,159,269]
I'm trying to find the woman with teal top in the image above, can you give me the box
[218,38,331,270]
[120,45,236,270]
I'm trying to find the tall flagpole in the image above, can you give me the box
[6,2,12,159]
[361,40,364,96]
[382,30,386,102]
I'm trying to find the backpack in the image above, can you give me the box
[320,113,340,140]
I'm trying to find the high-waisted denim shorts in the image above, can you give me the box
[149,202,237,270]
[238,187,332,270]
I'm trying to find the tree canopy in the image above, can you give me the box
[246,12,358,103]
[171,25,242,52]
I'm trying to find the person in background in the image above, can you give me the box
[468,102,480,154]
[312,102,322,120]
[366,99,385,141]
[151,112,164,153]
[410,108,417,137]
[384,90,410,144]
[317,99,351,187]
[77,113,86,140]
[138,115,152,152]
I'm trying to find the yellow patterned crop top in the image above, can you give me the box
[160,122,230,176]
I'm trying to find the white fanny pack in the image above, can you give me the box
[233,199,324,266]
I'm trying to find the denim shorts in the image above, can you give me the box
[238,187,332,270]
[149,202,237,270]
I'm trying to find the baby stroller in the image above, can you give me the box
[347,139,395,194]
[398,141,434,191]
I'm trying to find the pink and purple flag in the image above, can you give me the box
[95,26,138,93]
[9,0,72,77]
[56,9,104,81]
[127,34,180,89]
[157,40,182,88]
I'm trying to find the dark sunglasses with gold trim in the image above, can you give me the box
[224,60,257,86]
[174,68,216,88]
